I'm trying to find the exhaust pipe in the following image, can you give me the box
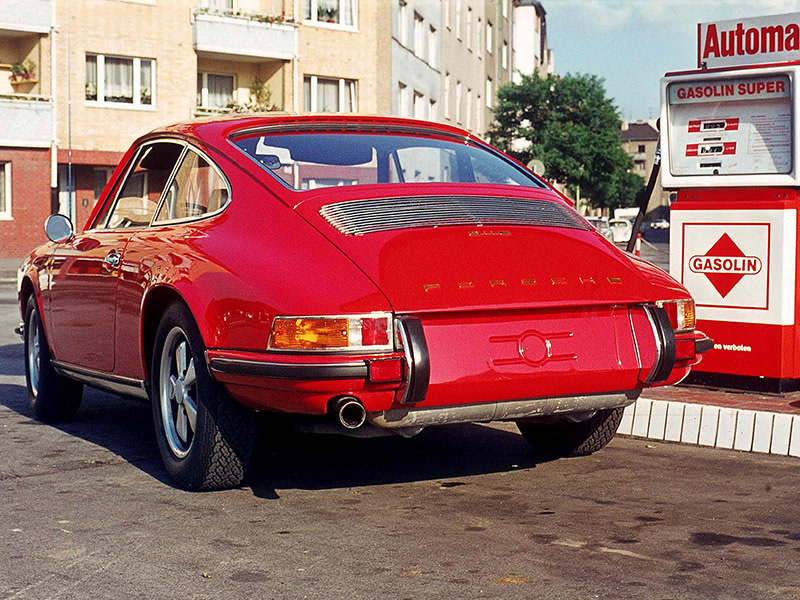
[334,396,367,430]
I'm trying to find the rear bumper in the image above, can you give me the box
[368,392,638,429]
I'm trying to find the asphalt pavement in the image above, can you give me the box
[2,261,800,599]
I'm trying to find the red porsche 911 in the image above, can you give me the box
[17,115,711,490]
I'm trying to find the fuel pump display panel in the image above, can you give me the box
[667,74,792,176]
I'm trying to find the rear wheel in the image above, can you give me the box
[516,407,625,457]
[24,296,83,421]
[150,303,257,491]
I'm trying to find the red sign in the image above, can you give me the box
[688,118,739,133]
[698,13,800,68]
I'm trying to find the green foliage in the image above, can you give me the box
[488,71,643,210]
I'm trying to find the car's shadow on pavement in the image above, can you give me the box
[249,423,547,500]
[0,343,550,498]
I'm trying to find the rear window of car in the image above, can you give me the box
[230,131,545,190]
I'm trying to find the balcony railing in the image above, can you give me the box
[0,0,52,34]
[192,8,297,61]
[0,94,52,147]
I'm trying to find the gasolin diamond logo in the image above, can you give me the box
[688,233,763,298]
[680,222,770,311]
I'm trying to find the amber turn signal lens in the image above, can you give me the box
[268,314,393,351]
[270,318,348,349]
[657,299,696,333]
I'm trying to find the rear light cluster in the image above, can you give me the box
[657,299,696,333]
[268,314,393,352]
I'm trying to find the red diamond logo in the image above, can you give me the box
[688,233,762,298]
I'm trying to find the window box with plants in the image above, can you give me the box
[9,60,37,85]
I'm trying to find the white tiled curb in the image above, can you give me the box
[618,397,800,458]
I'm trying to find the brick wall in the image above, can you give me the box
[0,147,52,259]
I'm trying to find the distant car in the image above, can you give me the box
[17,115,711,490]
[585,216,613,241]
[609,218,633,243]
[649,219,670,230]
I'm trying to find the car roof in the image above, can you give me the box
[141,113,480,148]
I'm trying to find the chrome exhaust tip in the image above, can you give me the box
[334,396,367,430]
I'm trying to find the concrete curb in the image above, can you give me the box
[619,396,800,458]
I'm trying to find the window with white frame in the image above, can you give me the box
[93,167,114,202]
[476,95,482,132]
[398,81,409,117]
[466,88,472,129]
[486,21,493,52]
[455,80,462,123]
[199,0,233,8]
[455,0,462,39]
[85,53,155,106]
[197,72,235,110]
[444,0,450,29]
[303,75,357,112]
[429,98,437,120]
[502,41,508,69]
[413,91,425,120]
[444,73,450,119]
[414,12,425,58]
[502,0,508,18]
[476,17,482,54]
[466,7,472,50]
[398,0,408,45]
[303,0,356,27]
[486,77,493,107]
[428,26,438,67]
[0,162,10,219]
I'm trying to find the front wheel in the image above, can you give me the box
[150,303,257,491]
[516,407,625,457]
[24,296,83,421]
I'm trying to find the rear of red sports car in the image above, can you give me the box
[18,115,711,491]
[199,117,710,455]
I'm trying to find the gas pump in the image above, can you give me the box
[661,12,800,392]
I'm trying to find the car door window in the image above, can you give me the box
[153,149,229,223]
[105,142,183,229]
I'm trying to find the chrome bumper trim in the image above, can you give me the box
[368,392,638,429]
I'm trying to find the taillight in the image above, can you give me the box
[656,299,696,332]
[268,314,394,352]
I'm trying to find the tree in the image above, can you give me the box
[488,71,643,211]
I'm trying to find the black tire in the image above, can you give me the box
[150,303,257,491]
[516,407,625,457]
[24,296,83,421]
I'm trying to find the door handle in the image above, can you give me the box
[103,251,122,271]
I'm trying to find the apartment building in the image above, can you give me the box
[0,0,55,257]
[621,120,670,209]
[0,0,552,257]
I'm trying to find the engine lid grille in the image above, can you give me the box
[319,196,589,236]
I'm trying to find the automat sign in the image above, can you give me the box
[698,12,800,68]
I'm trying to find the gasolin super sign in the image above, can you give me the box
[698,12,800,69]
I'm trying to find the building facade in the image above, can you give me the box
[0,0,552,257]
[621,120,670,210]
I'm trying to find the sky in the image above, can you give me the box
[545,0,800,121]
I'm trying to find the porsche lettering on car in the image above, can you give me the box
[17,115,712,490]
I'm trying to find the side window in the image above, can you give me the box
[153,150,229,223]
[105,142,183,229]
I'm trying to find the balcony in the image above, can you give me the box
[193,9,297,62]
[0,0,52,34]
[0,94,52,147]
